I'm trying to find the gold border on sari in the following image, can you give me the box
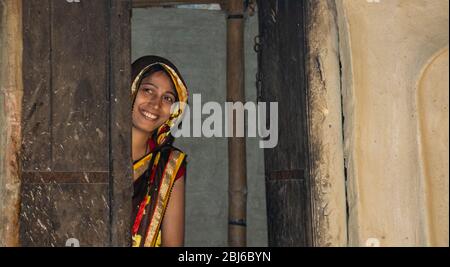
[133,152,161,182]
[144,150,186,247]
[133,153,152,181]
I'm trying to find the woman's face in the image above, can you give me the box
[132,71,177,134]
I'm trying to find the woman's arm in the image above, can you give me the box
[161,176,185,247]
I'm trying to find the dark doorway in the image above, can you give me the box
[19,0,313,247]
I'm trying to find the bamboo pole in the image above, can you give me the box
[226,0,247,247]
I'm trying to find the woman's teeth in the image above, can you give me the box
[142,110,158,120]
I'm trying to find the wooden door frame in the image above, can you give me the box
[15,0,342,246]
[0,0,23,247]
[257,0,314,247]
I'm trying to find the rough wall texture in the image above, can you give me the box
[305,0,347,247]
[336,0,449,246]
[132,7,267,246]
[0,0,22,247]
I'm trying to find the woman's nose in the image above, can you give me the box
[148,97,161,110]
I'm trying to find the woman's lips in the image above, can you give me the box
[140,109,159,121]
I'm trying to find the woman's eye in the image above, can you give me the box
[164,96,175,103]
[143,88,153,94]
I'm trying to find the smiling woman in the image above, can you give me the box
[132,65,177,138]
[130,55,189,247]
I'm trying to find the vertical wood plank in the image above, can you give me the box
[1,0,23,247]
[257,0,313,247]
[21,0,51,172]
[51,0,109,172]
[109,0,132,247]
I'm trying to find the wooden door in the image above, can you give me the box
[20,0,132,247]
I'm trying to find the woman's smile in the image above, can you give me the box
[139,107,160,121]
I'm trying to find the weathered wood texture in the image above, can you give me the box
[0,0,23,247]
[257,0,313,247]
[304,0,348,247]
[109,0,133,247]
[20,0,131,247]
[133,0,225,8]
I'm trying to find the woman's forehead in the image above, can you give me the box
[141,71,176,94]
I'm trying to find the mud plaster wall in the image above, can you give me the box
[416,48,449,247]
[0,0,22,247]
[336,0,449,246]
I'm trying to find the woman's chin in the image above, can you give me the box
[134,119,159,133]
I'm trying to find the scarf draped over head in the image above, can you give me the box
[131,55,189,147]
